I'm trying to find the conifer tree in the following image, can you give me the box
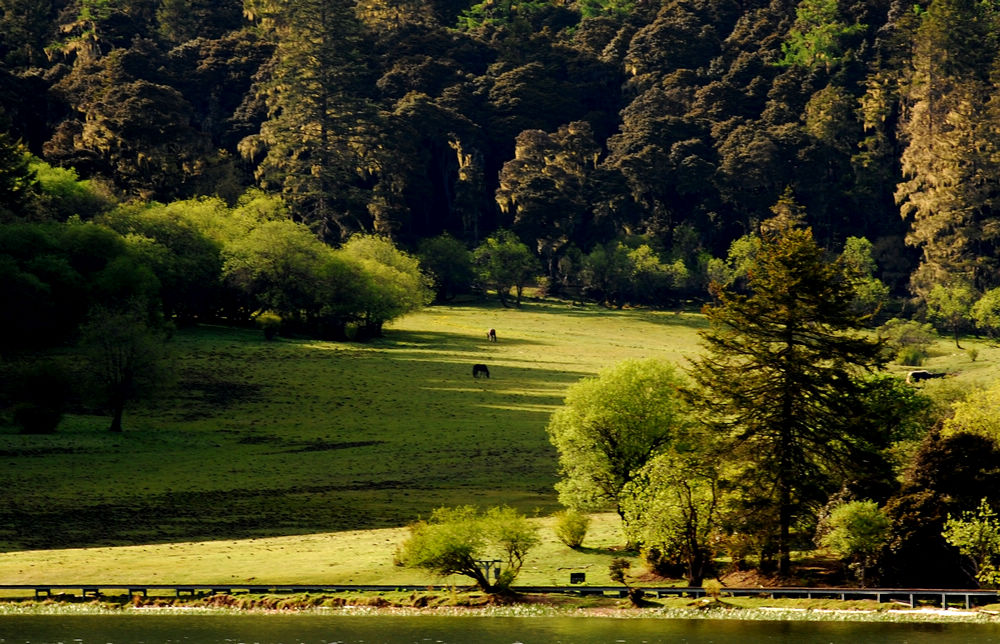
[895,0,1000,295]
[241,0,377,241]
[689,201,886,576]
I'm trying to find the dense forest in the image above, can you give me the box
[1,0,999,300]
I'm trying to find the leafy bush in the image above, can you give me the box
[818,500,890,586]
[879,318,936,364]
[896,346,926,366]
[13,402,61,434]
[396,505,539,593]
[256,311,281,340]
[943,498,1000,588]
[553,509,590,548]
[7,360,71,434]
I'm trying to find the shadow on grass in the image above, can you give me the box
[377,329,550,351]
[574,546,639,558]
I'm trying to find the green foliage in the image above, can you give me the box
[943,381,1000,443]
[255,311,282,340]
[101,202,224,321]
[339,235,434,337]
[690,213,887,576]
[840,237,890,321]
[553,509,590,548]
[222,219,330,323]
[417,233,474,302]
[877,318,936,364]
[895,346,926,366]
[396,505,539,592]
[0,219,161,354]
[943,498,1000,588]
[79,301,171,432]
[577,0,634,19]
[472,229,539,307]
[580,242,632,307]
[30,159,113,221]
[780,0,865,69]
[625,450,723,585]
[547,358,693,526]
[972,288,1000,336]
[925,282,977,347]
[818,500,890,586]
[458,0,560,30]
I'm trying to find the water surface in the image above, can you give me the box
[3,615,1000,644]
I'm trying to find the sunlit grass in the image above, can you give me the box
[3,297,1000,590]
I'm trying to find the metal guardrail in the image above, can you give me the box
[1,584,997,610]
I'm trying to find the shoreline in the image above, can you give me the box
[2,598,998,624]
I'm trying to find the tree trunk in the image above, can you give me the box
[778,478,791,577]
[109,400,124,433]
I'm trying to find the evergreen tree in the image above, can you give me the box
[894,0,1000,295]
[689,208,886,576]
[241,0,377,241]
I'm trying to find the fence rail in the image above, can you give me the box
[1,584,997,609]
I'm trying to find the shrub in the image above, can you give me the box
[878,318,936,362]
[818,500,890,586]
[13,402,61,434]
[703,578,723,597]
[553,509,590,548]
[256,311,282,340]
[7,360,71,434]
[896,346,927,366]
[396,505,539,593]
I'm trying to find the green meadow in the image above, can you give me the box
[2,298,999,585]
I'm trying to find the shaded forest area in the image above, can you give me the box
[1,0,998,300]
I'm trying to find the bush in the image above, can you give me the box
[6,360,71,434]
[553,509,590,548]
[13,402,61,434]
[396,505,539,593]
[896,346,927,366]
[879,318,936,362]
[256,311,281,340]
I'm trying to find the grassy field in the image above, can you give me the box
[2,296,1000,586]
[0,299,707,552]
[0,512,640,587]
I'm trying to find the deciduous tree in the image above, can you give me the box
[547,359,693,529]
[396,505,539,593]
[472,229,538,307]
[79,301,170,433]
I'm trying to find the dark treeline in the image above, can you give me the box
[2,0,998,301]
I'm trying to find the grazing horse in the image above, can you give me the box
[906,370,946,384]
[472,363,490,378]
[487,328,497,342]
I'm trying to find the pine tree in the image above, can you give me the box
[689,207,886,577]
[241,0,377,241]
[894,0,1000,295]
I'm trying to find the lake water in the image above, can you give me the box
[3,615,1000,644]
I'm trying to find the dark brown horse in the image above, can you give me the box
[472,364,490,378]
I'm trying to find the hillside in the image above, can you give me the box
[0,300,707,551]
